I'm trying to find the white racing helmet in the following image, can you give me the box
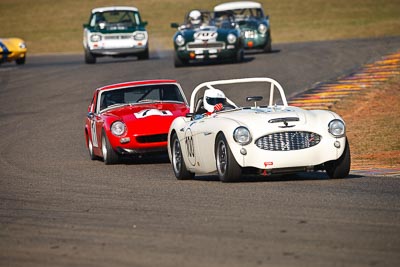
[203,88,226,112]
[189,10,202,25]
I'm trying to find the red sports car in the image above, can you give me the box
[84,80,189,164]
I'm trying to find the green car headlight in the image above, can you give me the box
[258,24,267,34]
[175,35,185,46]
[227,33,237,44]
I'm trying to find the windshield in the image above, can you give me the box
[97,84,185,112]
[90,10,142,29]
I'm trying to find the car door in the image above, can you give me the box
[87,91,104,156]
[186,116,218,173]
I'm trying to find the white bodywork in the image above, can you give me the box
[168,78,348,177]
[83,6,148,56]
[214,1,262,12]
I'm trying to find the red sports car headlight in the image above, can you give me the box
[111,121,126,136]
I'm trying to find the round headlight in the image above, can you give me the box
[134,32,146,40]
[90,34,102,42]
[175,35,185,46]
[111,121,126,136]
[328,119,345,137]
[233,127,252,145]
[19,42,26,49]
[258,24,267,34]
[227,33,237,44]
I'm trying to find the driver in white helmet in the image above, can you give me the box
[203,88,226,115]
[188,10,203,28]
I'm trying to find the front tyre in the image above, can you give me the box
[84,49,96,64]
[215,134,241,182]
[235,49,244,63]
[171,133,194,180]
[16,55,26,65]
[137,47,149,60]
[325,139,351,178]
[174,53,187,68]
[101,131,119,165]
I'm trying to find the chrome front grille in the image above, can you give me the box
[255,131,321,151]
[104,35,132,40]
[187,42,224,50]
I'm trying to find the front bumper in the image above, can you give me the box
[242,32,270,49]
[110,133,168,155]
[231,135,346,170]
[89,46,147,56]
[175,48,238,61]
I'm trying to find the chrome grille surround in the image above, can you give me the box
[255,131,321,151]
[187,42,225,50]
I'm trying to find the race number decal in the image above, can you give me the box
[134,109,172,119]
[194,31,218,41]
[185,129,196,166]
[90,120,98,147]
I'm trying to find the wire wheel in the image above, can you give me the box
[215,134,241,182]
[171,133,194,180]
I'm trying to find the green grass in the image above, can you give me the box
[1,0,400,54]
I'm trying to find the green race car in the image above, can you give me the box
[171,10,244,67]
[214,1,272,52]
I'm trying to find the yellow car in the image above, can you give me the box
[0,38,27,65]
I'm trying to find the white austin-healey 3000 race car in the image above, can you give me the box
[167,77,351,182]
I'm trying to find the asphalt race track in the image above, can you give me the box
[1,37,400,267]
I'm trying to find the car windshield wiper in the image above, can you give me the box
[136,99,161,104]
[102,103,130,111]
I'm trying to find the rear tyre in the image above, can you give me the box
[325,139,351,178]
[101,131,119,165]
[171,133,194,180]
[215,134,241,182]
[85,49,96,64]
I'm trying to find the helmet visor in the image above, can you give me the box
[206,97,226,106]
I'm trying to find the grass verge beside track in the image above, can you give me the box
[1,0,400,54]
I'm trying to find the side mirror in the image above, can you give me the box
[142,21,148,26]
[171,23,179,29]
[87,112,95,119]
[246,96,263,108]
[185,112,194,118]
[83,23,89,28]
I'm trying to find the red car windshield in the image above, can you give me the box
[98,84,185,112]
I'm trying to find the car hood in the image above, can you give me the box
[215,106,337,134]
[237,19,261,30]
[0,38,25,52]
[103,102,188,135]
[179,26,236,42]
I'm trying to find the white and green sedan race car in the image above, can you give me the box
[83,6,149,64]
[168,78,351,182]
